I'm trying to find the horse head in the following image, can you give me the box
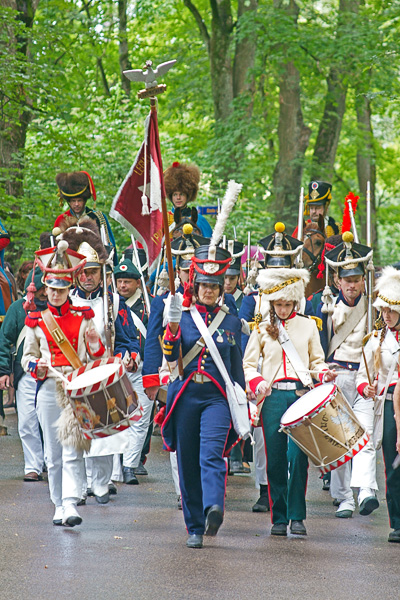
[302,215,326,273]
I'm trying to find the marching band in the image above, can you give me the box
[1,167,400,552]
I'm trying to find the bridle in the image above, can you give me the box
[302,228,326,273]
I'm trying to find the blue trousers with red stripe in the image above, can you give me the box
[173,380,231,535]
[261,388,309,525]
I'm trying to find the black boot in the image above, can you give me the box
[252,484,270,512]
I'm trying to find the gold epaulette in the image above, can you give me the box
[298,313,323,331]
[362,330,379,346]
[309,315,323,331]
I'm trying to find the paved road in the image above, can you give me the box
[1,409,398,600]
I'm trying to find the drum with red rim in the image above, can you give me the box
[280,383,369,474]
[65,357,142,440]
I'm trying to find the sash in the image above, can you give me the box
[41,309,83,370]
[328,297,367,358]
[169,307,227,382]
[130,309,147,338]
[277,319,313,388]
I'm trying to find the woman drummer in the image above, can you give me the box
[243,248,336,537]
[357,266,400,543]
[161,244,245,549]
[22,241,106,527]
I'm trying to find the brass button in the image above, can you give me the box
[200,366,205,371]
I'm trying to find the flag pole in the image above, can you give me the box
[149,97,175,295]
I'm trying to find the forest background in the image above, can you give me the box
[1,0,399,269]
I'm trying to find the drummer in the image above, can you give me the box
[58,219,141,503]
[357,267,400,542]
[243,233,336,537]
[21,241,106,527]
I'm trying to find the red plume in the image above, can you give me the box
[316,242,336,280]
[172,162,180,168]
[182,260,195,307]
[80,171,96,201]
[341,192,359,233]
[23,258,38,312]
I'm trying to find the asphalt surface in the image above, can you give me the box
[1,409,399,600]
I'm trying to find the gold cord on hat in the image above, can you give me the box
[260,277,301,295]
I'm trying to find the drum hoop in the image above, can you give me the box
[280,384,337,427]
[66,357,125,395]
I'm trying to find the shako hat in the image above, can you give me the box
[164,162,200,204]
[374,266,400,314]
[35,240,86,289]
[114,259,141,281]
[171,223,209,270]
[224,240,245,276]
[324,232,373,278]
[258,222,303,268]
[305,181,332,207]
[192,244,231,287]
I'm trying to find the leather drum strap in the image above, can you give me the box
[41,309,83,370]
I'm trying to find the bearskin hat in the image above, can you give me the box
[56,171,93,202]
[164,162,200,203]
[374,266,400,314]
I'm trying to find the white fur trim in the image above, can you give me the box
[373,266,400,313]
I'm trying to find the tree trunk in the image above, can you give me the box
[209,0,234,121]
[355,92,378,256]
[311,0,360,180]
[0,0,38,198]
[272,61,311,223]
[271,0,311,224]
[118,0,131,96]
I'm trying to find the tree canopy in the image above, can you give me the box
[1,0,399,266]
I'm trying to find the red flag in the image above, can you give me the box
[110,107,165,273]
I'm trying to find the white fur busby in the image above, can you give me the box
[374,266,400,314]
[256,267,310,319]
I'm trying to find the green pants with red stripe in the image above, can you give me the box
[261,388,309,525]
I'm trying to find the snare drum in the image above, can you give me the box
[280,383,369,474]
[65,357,142,440]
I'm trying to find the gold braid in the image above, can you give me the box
[260,277,300,296]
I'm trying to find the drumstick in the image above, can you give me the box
[362,347,373,386]
[45,363,71,386]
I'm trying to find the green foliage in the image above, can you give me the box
[1,0,400,269]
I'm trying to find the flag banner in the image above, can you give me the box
[110,107,165,273]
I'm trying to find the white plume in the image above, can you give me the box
[210,180,242,247]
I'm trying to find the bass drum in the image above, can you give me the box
[280,383,369,474]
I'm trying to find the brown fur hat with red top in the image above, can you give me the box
[164,162,200,204]
[56,171,96,205]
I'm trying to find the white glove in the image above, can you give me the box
[167,293,183,323]
[241,318,251,337]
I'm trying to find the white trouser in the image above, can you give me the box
[85,456,113,497]
[36,378,83,507]
[170,451,180,495]
[123,369,153,468]
[330,370,377,502]
[16,374,44,475]
[351,394,377,492]
[111,454,123,482]
[254,427,268,488]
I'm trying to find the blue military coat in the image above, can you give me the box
[160,303,245,454]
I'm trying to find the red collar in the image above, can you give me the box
[195,303,221,314]
[281,311,297,326]
[47,301,70,316]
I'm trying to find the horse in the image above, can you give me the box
[301,216,326,298]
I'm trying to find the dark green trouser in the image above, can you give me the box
[382,401,400,531]
[261,388,308,524]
